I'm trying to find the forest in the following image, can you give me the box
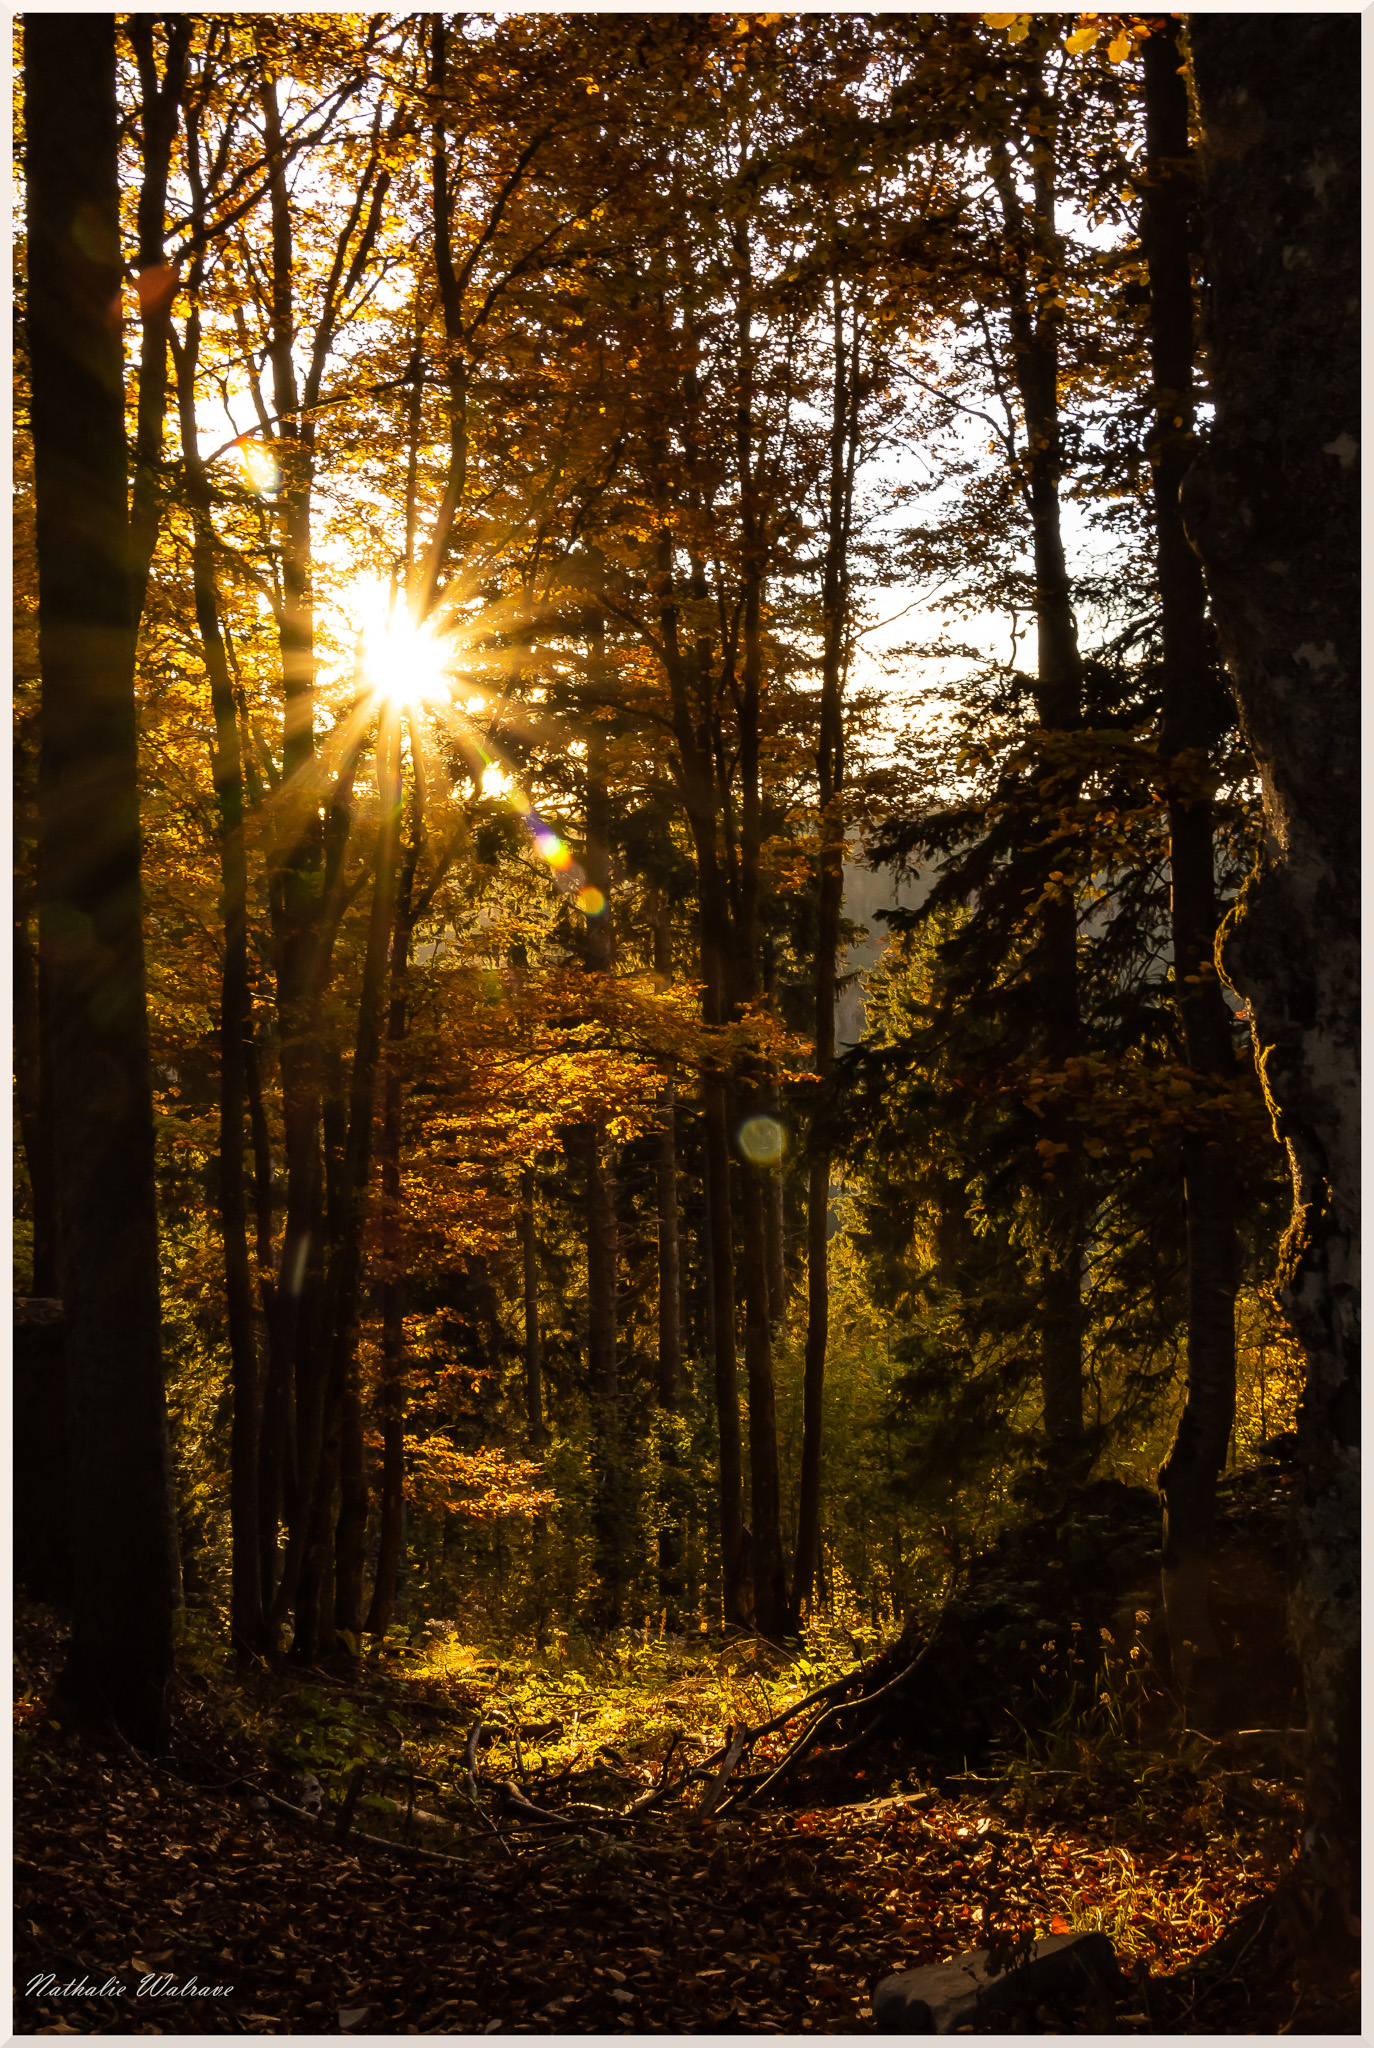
[14,9,1359,2038]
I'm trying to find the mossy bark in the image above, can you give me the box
[1185,13,1360,1911]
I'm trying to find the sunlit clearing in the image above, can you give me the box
[576,885,606,916]
[481,762,513,798]
[348,582,452,710]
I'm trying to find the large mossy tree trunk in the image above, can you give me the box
[1184,12,1360,1919]
[25,12,179,1749]
[1141,19,1240,1714]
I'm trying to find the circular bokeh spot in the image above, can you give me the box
[737,1115,786,1166]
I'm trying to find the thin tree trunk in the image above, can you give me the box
[739,1139,786,1634]
[795,281,859,1622]
[127,14,191,630]
[26,12,178,1747]
[703,1073,746,1625]
[650,905,685,1617]
[732,257,789,1636]
[578,711,625,1632]
[365,769,422,1640]
[330,710,403,1642]
[656,521,745,1631]
[990,113,1086,1489]
[1142,19,1240,1710]
[521,1167,545,1442]
[173,307,264,1654]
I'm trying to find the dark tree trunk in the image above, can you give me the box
[330,711,403,1643]
[795,282,858,1624]
[579,718,624,1631]
[14,897,62,1296]
[740,1134,786,1635]
[1184,13,1360,1919]
[654,1080,686,1619]
[656,530,745,1630]
[520,1167,544,1441]
[703,1071,746,1625]
[127,13,191,629]
[1141,19,1240,1711]
[173,311,264,1655]
[990,107,1086,1488]
[733,528,788,1638]
[26,12,178,1748]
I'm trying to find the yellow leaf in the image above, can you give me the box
[1107,32,1131,62]
[1065,26,1097,55]
[983,12,1020,26]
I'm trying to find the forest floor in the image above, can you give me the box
[13,1548,1357,2038]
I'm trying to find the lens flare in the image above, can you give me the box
[576,885,606,915]
[532,827,573,871]
[738,1115,786,1167]
[236,439,279,497]
[346,581,452,711]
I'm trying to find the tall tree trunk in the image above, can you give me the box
[579,716,624,1631]
[990,109,1086,1490]
[1184,13,1359,1925]
[795,281,858,1623]
[330,711,403,1642]
[733,303,788,1631]
[657,532,744,1630]
[26,12,178,1748]
[256,63,331,1641]
[521,1166,544,1441]
[653,900,686,1620]
[365,773,422,1640]
[127,13,191,630]
[173,310,264,1655]
[1141,19,1240,1713]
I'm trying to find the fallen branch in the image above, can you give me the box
[721,1630,940,1814]
[699,1724,749,1818]
[246,1783,467,1866]
[500,1779,613,1835]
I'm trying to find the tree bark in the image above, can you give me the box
[579,716,624,1631]
[363,796,421,1641]
[127,13,191,630]
[173,305,264,1655]
[330,711,403,1643]
[656,524,744,1630]
[1141,19,1239,1711]
[990,103,1086,1489]
[1184,12,1360,1918]
[26,12,179,1748]
[732,253,790,1639]
[794,281,858,1624]
[14,889,62,1296]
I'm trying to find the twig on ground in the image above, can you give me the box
[699,1725,749,1818]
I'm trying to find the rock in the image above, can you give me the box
[873,1931,1122,2033]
